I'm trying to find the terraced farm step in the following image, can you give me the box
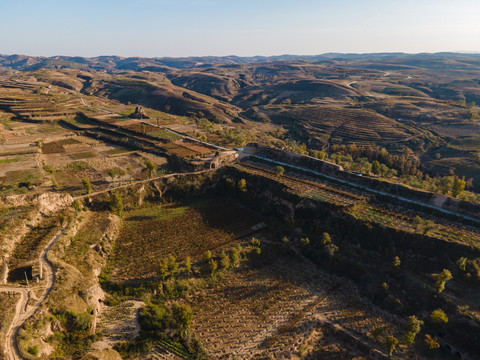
[145,342,190,360]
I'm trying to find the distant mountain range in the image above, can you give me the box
[1,52,480,72]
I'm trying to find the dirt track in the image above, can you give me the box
[0,227,65,360]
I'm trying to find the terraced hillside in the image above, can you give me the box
[1,53,480,360]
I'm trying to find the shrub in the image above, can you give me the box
[274,166,284,177]
[204,250,212,260]
[456,257,467,272]
[432,269,452,294]
[321,232,332,245]
[386,335,398,357]
[229,248,240,267]
[300,237,310,246]
[27,346,39,356]
[392,256,401,269]
[370,325,386,342]
[251,237,261,247]
[237,179,247,192]
[75,313,92,332]
[404,315,423,345]
[82,177,92,194]
[429,309,448,325]
[172,303,193,332]
[144,160,157,179]
[43,165,54,174]
[424,334,440,350]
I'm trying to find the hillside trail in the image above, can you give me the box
[1,226,66,360]
[73,168,215,200]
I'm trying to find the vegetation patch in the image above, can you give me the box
[108,198,260,280]
[149,129,181,140]
[0,157,23,165]
[70,151,96,160]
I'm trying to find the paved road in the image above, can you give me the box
[244,155,480,225]
[0,227,65,360]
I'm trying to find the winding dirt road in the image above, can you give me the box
[1,227,65,360]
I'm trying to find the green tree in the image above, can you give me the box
[229,248,240,268]
[75,312,92,331]
[422,219,439,235]
[158,258,169,281]
[144,160,157,179]
[117,169,126,184]
[172,303,193,332]
[452,178,466,198]
[275,166,285,177]
[321,232,332,245]
[413,215,424,233]
[456,257,467,272]
[110,192,123,217]
[386,335,398,357]
[82,177,92,194]
[429,309,448,326]
[392,256,401,270]
[107,168,117,185]
[167,255,178,277]
[433,269,453,294]
[372,160,381,175]
[251,237,261,247]
[404,315,423,345]
[197,132,207,142]
[72,199,82,215]
[413,216,438,235]
[237,179,247,192]
[185,256,192,273]
[219,251,230,269]
[204,250,212,260]
[208,258,218,275]
[438,176,454,195]
[58,213,65,227]
[380,163,389,177]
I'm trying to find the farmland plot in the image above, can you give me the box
[186,255,400,359]
[109,198,262,281]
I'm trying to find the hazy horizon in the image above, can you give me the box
[2,51,480,60]
[1,0,479,58]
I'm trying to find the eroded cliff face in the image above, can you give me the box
[0,193,73,263]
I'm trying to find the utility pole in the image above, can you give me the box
[39,254,43,280]
[2,256,7,285]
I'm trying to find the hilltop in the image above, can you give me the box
[2,52,479,191]
[0,52,480,360]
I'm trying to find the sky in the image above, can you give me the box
[1,0,479,58]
